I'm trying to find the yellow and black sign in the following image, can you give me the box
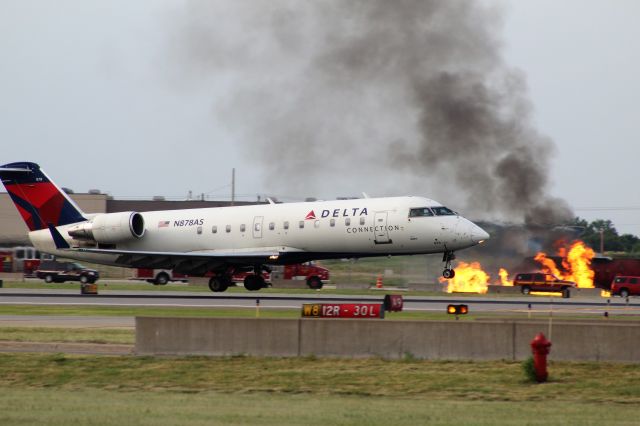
[302,303,323,317]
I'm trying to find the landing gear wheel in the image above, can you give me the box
[244,274,265,291]
[442,250,456,279]
[209,277,229,293]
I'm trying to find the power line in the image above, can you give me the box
[575,207,640,211]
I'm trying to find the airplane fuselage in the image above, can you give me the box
[29,196,486,267]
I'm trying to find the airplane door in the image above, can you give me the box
[374,212,392,244]
[253,216,264,239]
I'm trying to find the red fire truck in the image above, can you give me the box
[270,262,330,289]
[133,262,330,289]
[133,269,190,285]
[0,246,54,276]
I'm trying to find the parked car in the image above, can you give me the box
[610,276,640,298]
[36,260,99,284]
[513,272,576,298]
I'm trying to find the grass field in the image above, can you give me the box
[0,327,134,344]
[0,354,639,425]
[1,388,638,426]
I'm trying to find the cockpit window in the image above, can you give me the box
[431,206,456,216]
[409,208,434,217]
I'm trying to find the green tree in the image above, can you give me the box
[570,217,639,253]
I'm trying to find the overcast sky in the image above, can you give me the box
[1,1,639,235]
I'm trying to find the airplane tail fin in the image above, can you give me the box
[0,162,86,231]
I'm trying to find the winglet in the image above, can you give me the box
[48,223,70,249]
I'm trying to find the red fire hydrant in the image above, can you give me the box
[530,333,552,383]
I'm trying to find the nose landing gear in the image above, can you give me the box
[442,251,456,279]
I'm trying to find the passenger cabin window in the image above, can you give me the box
[431,206,456,216]
[225,225,231,233]
[330,219,335,227]
[197,226,202,235]
[212,226,217,234]
[299,221,305,229]
[345,218,351,226]
[284,221,289,230]
[269,222,275,230]
[360,217,366,225]
[409,208,434,217]
[240,224,246,232]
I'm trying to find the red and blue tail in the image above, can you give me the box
[0,162,86,231]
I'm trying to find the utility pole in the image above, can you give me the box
[231,168,235,206]
[599,228,605,255]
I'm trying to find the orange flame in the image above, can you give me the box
[534,240,595,288]
[498,268,513,286]
[440,261,489,294]
[437,240,595,293]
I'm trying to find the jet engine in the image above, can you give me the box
[67,212,145,243]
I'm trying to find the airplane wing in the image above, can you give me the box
[62,246,307,273]
[48,222,308,273]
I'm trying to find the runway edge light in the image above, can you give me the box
[447,304,468,315]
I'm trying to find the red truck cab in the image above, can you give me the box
[611,276,640,298]
[271,262,330,289]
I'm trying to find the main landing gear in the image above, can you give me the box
[209,275,231,292]
[244,265,270,291]
[442,251,456,279]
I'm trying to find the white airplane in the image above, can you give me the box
[0,162,489,292]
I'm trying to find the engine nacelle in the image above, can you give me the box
[67,212,145,243]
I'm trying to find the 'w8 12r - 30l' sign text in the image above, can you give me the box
[301,303,384,319]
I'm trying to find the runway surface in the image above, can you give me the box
[1,288,637,316]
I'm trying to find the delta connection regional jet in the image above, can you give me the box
[0,162,489,292]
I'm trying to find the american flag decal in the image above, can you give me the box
[158,220,170,228]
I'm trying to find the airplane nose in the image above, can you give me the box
[471,224,490,243]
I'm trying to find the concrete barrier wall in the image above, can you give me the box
[136,317,640,362]
[136,317,300,356]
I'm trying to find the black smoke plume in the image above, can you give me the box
[170,0,573,227]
